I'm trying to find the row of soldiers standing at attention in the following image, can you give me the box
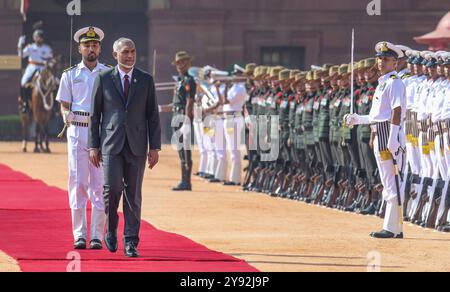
[240,47,450,234]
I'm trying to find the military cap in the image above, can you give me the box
[435,51,448,65]
[329,66,339,77]
[375,41,404,59]
[313,70,323,80]
[338,64,349,75]
[244,63,257,75]
[364,58,377,69]
[396,45,412,59]
[74,26,104,43]
[295,72,307,81]
[443,52,450,65]
[279,69,291,81]
[172,51,193,65]
[322,63,334,71]
[270,66,284,79]
[290,69,301,79]
[357,60,366,70]
[305,71,314,81]
[424,52,438,67]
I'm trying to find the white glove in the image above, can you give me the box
[344,113,371,127]
[387,124,401,155]
[63,110,75,125]
[18,35,26,48]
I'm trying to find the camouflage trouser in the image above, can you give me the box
[357,129,378,186]
[319,138,333,173]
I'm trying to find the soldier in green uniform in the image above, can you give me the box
[253,67,282,193]
[170,51,196,191]
[335,63,361,210]
[325,64,348,207]
[246,66,270,191]
[357,58,382,215]
[312,69,325,187]
[242,63,258,190]
[312,65,335,204]
[290,73,308,199]
[298,71,319,202]
[273,69,295,196]
[263,66,284,194]
[279,70,302,198]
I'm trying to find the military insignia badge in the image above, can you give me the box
[86,27,96,38]
[381,42,389,53]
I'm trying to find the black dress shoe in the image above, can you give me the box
[359,203,377,215]
[209,178,221,183]
[124,242,139,258]
[89,239,103,250]
[74,238,86,250]
[370,230,403,239]
[172,182,192,191]
[105,232,118,253]
[223,181,240,186]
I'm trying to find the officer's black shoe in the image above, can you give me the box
[344,201,357,212]
[74,238,86,250]
[442,225,450,233]
[359,203,377,216]
[89,239,103,250]
[223,181,240,186]
[124,242,139,258]
[370,230,403,239]
[209,178,221,183]
[194,172,201,176]
[105,232,118,253]
[172,182,192,191]
[204,174,214,180]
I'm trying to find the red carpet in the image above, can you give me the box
[0,164,258,272]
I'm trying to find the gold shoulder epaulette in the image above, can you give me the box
[401,74,411,80]
[63,65,77,73]
[390,74,398,79]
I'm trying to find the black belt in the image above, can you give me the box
[433,122,443,135]
[441,119,450,131]
[71,121,89,128]
[73,111,90,117]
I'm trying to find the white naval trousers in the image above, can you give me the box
[67,125,105,241]
[223,113,244,184]
[193,118,208,175]
[436,131,450,226]
[214,116,227,181]
[21,64,44,86]
[373,135,405,235]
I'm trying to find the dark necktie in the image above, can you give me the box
[124,74,130,101]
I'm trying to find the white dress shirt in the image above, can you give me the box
[370,71,407,123]
[56,61,111,113]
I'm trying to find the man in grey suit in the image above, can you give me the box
[88,38,161,258]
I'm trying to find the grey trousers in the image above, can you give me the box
[102,141,146,245]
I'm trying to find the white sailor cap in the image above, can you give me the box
[73,26,104,43]
[396,45,412,59]
[375,41,404,59]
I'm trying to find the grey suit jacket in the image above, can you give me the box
[88,66,161,156]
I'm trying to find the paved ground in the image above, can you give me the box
[1,142,450,272]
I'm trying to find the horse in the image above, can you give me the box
[30,58,59,153]
[18,94,33,152]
